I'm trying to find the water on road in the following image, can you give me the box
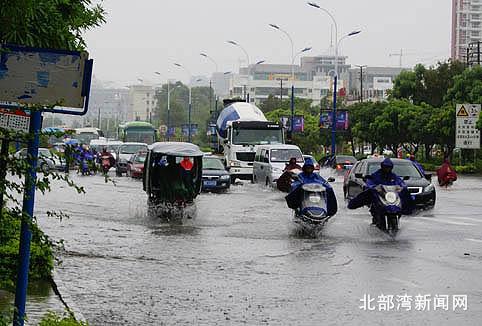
[29,172,482,325]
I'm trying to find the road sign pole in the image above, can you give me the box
[13,110,42,326]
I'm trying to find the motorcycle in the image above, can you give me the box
[370,185,403,235]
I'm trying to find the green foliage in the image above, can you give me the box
[390,60,465,107]
[0,208,54,289]
[38,311,88,326]
[154,82,214,146]
[0,0,105,50]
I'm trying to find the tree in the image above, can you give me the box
[391,61,465,107]
[445,65,482,132]
[0,0,105,51]
[0,0,106,320]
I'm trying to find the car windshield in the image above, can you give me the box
[121,144,147,154]
[270,149,303,162]
[232,129,283,145]
[203,158,225,170]
[336,156,357,164]
[368,162,422,178]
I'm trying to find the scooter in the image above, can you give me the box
[292,183,334,232]
[369,185,403,235]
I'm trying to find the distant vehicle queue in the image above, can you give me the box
[32,103,455,234]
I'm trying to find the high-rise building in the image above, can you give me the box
[451,0,482,60]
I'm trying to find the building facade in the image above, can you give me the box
[452,0,482,61]
[348,67,407,101]
[225,55,351,106]
[127,85,157,122]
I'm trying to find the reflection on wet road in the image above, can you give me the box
[33,172,482,325]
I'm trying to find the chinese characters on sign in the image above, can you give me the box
[0,107,31,133]
[359,294,468,312]
[455,104,480,149]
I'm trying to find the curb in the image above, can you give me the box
[50,269,87,323]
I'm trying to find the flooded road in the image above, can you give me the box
[31,172,482,325]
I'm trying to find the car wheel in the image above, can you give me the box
[265,178,270,187]
[253,174,257,183]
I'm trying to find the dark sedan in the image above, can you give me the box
[343,158,436,208]
[321,155,357,174]
[202,156,231,192]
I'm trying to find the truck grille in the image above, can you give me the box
[236,152,255,162]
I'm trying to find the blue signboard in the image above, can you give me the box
[181,124,198,136]
[281,116,304,133]
[319,111,349,130]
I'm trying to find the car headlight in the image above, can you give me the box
[385,192,398,204]
[424,184,435,193]
[220,175,230,180]
[230,161,242,167]
[272,167,283,173]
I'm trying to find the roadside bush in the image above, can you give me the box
[38,312,88,326]
[0,209,54,289]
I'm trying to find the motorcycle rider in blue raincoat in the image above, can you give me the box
[286,158,337,216]
[348,158,414,221]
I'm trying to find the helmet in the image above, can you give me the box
[381,158,394,168]
[303,157,315,168]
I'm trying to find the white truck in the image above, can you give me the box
[216,100,284,182]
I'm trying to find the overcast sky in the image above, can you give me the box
[84,0,452,87]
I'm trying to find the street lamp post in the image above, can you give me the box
[307,2,361,155]
[227,40,251,102]
[174,63,193,142]
[200,52,219,117]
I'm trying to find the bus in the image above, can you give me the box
[75,127,104,144]
[117,121,157,145]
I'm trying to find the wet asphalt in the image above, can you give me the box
[26,171,482,325]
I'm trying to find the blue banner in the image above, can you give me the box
[319,111,349,130]
[181,124,198,136]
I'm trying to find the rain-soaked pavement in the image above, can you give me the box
[23,171,482,324]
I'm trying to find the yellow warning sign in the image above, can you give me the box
[457,105,469,117]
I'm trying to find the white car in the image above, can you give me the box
[13,148,63,173]
[253,144,304,186]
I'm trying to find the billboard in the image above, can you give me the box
[181,124,198,136]
[319,110,349,130]
[280,115,304,133]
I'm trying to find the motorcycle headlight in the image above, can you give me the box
[385,192,398,204]
[309,195,321,203]
[220,175,230,180]
[424,184,435,193]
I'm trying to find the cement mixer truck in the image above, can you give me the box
[216,100,284,182]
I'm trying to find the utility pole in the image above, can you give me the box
[389,49,403,68]
[280,79,283,104]
[355,65,367,102]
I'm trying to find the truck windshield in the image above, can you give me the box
[232,129,283,145]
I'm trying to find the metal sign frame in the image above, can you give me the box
[0,44,93,115]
